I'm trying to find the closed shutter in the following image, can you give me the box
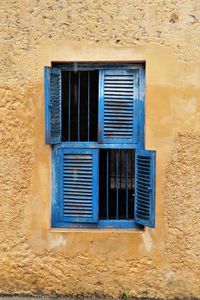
[134,149,156,228]
[44,67,62,144]
[98,69,139,144]
[53,147,99,224]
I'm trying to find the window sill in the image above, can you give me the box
[51,220,144,231]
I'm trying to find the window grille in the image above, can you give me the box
[99,149,135,220]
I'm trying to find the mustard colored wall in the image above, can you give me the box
[0,0,200,298]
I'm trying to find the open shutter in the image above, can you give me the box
[56,147,99,223]
[134,149,156,228]
[44,67,62,144]
[98,69,139,144]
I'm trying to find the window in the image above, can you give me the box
[44,63,156,229]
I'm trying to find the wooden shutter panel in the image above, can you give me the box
[98,69,139,144]
[44,67,62,144]
[53,147,99,224]
[134,149,156,228]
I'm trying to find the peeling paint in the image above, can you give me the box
[141,231,153,252]
[48,235,67,250]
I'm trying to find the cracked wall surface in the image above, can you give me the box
[0,0,200,298]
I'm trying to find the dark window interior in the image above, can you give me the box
[99,149,135,220]
[62,71,98,142]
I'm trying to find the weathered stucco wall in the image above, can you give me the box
[0,0,200,298]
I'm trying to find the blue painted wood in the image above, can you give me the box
[138,66,145,149]
[52,146,99,224]
[134,149,156,228]
[44,67,62,144]
[50,64,146,229]
[98,220,142,229]
[98,70,104,143]
[52,63,144,72]
[60,142,141,149]
[52,220,143,229]
[51,145,63,227]
[98,69,140,144]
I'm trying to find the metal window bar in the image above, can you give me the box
[88,72,90,141]
[106,151,109,219]
[68,72,71,141]
[63,70,98,142]
[77,71,80,141]
[116,149,119,220]
[99,149,135,220]
[125,150,128,219]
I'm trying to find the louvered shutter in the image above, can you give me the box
[44,67,62,144]
[58,148,99,223]
[134,149,156,228]
[98,69,139,144]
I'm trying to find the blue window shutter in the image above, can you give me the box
[52,145,63,225]
[134,149,156,228]
[44,67,62,144]
[98,69,139,144]
[53,147,99,224]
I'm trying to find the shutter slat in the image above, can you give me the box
[98,69,139,143]
[104,102,133,107]
[105,113,133,117]
[104,125,133,129]
[135,149,156,228]
[63,180,92,184]
[104,99,134,102]
[64,200,92,204]
[44,67,62,144]
[104,93,133,97]
[105,81,133,85]
[105,75,133,79]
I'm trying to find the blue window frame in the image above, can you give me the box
[44,63,156,229]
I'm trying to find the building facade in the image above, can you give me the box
[0,0,200,298]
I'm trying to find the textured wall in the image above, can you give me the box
[0,0,200,298]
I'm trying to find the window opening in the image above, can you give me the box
[62,71,98,142]
[45,63,155,229]
[99,149,135,220]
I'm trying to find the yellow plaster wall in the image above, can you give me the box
[0,0,200,298]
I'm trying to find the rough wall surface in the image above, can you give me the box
[0,0,200,298]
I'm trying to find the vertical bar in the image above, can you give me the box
[126,150,128,220]
[119,150,121,218]
[131,150,133,191]
[78,71,80,141]
[116,150,119,219]
[68,72,71,141]
[87,72,90,141]
[119,150,121,190]
[106,151,109,220]
[131,150,134,219]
